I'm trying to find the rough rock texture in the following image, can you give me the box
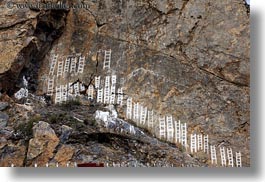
[0,102,9,111]
[0,102,206,167]
[0,112,9,128]
[0,0,250,167]
[26,121,59,166]
[0,0,68,94]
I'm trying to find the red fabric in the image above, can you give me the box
[77,163,104,167]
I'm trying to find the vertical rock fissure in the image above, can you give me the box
[15,9,69,95]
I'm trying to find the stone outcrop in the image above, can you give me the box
[0,0,68,94]
[0,102,9,111]
[26,121,59,166]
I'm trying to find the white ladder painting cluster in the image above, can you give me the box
[121,95,243,167]
[52,82,86,104]
[46,54,86,102]
[46,50,245,168]
[93,75,121,105]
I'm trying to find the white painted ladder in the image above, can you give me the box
[227,148,234,167]
[97,88,103,103]
[111,75,116,85]
[220,147,227,167]
[61,84,68,102]
[166,116,174,142]
[203,135,209,154]
[126,97,133,119]
[73,83,80,96]
[117,88,123,106]
[47,77,55,96]
[70,57,77,73]
[133,102,140,123]
[57,60,64,77]
[103,50,111,70]
[95,76,101,89]
[181,123,187,148]
[210,145,217,165]
[55,86,62,104]
[140,106,147,125]
[49,54,58,76]
[190,134,197,153]
[236,152,242,167]
[147,110,154,129]
[175,120,181,143]
[104,76,110,104]
[77,56,85,74]
[64,57,71,74]
[159,116,166,139]
[87,85,94,100]
[110,85,116,104]
[197,134,203,151]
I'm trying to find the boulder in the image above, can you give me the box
[59,125,73,143]
[0,102,8,111]
[27,121,59,166]
[0,112,9,128]
[54,145,74,166]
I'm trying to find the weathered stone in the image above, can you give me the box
[59,125,73,143]
[0,143,26,167]
[0,112,9,128]
[0,0,68,93]
[0,102,8,111]
[54,145,74,166]
[27,121,59,166]
[0,137,7,149]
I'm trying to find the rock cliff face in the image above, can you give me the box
[0,0,250,167]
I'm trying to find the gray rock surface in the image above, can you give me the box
[0,112,9,128]
[0,102,9,111]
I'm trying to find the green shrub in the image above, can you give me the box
[60,99,81,110]
[16,116,40,138]
[47,113,68,124]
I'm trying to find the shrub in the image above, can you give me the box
[15,115,40,138]
[60,99,81,110]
